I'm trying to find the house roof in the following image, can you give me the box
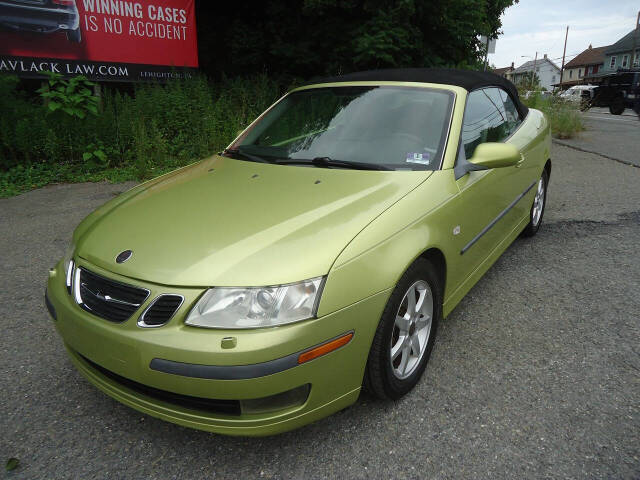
[492,66,513,76]
[605,29,640,55]
[513,57,560,74]
[565,45,608,68]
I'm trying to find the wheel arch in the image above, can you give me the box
[417,247,447,298]
[544,158,552,179]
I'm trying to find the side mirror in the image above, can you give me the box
[469,143,521,169]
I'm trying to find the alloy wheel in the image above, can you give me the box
[390,280,433,379]
[532,177,545,226]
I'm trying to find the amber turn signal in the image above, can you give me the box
[297,332,353,364]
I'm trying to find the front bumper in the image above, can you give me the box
[46,259,390,436]
[0,2,78,32]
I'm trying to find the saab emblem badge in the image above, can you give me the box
[115,250,133,264]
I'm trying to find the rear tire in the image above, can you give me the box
[364,258,441,400]
[66,28,82,43]
[522,170,548,237]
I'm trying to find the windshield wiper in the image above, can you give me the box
[276,156,392,171]
[221,148,272,164]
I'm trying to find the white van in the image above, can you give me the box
[560,85,597,103]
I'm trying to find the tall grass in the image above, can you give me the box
[0,74,288,197]
[521,91,585,139]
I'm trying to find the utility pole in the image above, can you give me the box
[631,11,639,67]
[560,26,569,89]
[484,35,490,71]
[531,51,538,89]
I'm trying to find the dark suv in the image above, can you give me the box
[0,0,81,42]
[590,69,640,116]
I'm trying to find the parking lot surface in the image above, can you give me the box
[558,107,640,167]
[1,144,639,479]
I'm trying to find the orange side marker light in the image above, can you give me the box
[297,332,354,365]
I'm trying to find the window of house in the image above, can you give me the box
[610,56,617,69]
[634,50,639,67]
[460,88,521,160]
[552,75,556,83]
[579,68,582,77]
[622,55,629,68]
[588,65,593,75]
[569,70,573,79]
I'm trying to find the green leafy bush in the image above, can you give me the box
[0,73,287,197]
[82,141,110,171]
[36,71,99,119]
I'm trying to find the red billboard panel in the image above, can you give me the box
[0,0,198,82]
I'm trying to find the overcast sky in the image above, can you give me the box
[490,0,639,69]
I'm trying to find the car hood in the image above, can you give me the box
[76,156,431,287]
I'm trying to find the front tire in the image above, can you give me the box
[609,96,625,115]
[522,170,548,237]
[364,258,442,400]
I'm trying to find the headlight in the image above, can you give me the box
[62,241,75,293]
[185,277,324,329]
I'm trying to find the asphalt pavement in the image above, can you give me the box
[556,107,640,167]
[1,144,639,479]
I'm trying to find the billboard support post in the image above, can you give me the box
[94,82,102,107]
[40,80,48,107]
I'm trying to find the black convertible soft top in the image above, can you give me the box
[309,68,528,117]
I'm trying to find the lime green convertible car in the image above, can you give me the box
[45,69,551,436]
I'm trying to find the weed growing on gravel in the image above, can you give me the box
[522,92,585,139]
[0,162,145,198]
[543,102,585,139]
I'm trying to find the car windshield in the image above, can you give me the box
[229,86,454,171]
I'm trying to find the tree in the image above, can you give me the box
[195,0,517,79]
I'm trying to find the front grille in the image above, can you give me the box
[77,268,149,323]
[139,295,183,327]
[79,353,241,416]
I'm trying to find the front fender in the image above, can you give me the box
[317,171,460,317]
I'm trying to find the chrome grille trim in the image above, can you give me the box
[137,294,184,328]
[73,267,150,323]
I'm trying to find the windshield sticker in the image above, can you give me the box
[406,152,430,165]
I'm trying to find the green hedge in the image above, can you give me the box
[0,74,287,197]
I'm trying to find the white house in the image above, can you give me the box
[510,54,561,91]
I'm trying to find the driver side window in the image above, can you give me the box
[460,88,521,159]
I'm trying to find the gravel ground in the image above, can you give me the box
[1,145,639,479]
[558,107,640,167]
